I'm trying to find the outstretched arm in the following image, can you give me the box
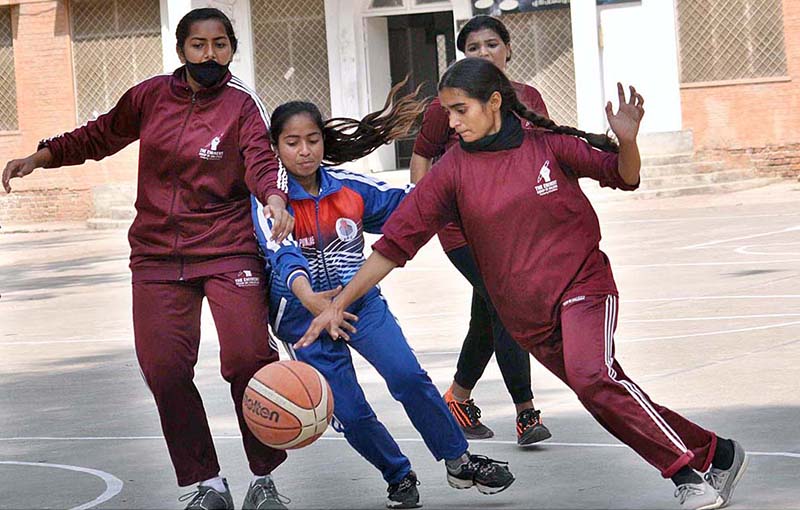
[295,251,397,348]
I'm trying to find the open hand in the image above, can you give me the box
[606,83,645,145]
[295,302,357,349]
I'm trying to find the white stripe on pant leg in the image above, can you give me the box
[603,295,687,453]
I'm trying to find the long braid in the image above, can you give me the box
[508,95,618,153]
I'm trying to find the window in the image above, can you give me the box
[0,7,17,131]
[71,0,163,123]
[677,0,787,84]
[251,0,332,117]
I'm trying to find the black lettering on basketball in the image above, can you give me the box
[244,394,280,423]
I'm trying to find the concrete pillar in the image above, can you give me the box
[569,0,606,134]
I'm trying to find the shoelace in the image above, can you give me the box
[517,409,541,429]
[252,480,292,505]
[450,399,482,426]
[387,475,420,494]
[674,484,705,505]
[704,470,725,490]
[179,488,210,508]
[469,455,509,476]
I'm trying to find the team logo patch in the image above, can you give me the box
[335,218,358,242]
[234,270,261,288]
[535,160,559,196]
[199,134,224,161]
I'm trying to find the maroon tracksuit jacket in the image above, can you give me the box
[41,68,289,485]
[413,81,549,252]
[376,129,717,477]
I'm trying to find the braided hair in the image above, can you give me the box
[270,77,429,165]
[439,58,618,153]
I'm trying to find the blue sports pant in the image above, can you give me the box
[285,292,468,484]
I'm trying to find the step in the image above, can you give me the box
[110,206,136,220]
[641,152,694,167]
[640,160,727,178]
[638,130,694,155]
[582,177,781,201]
[86,218,131,230]
[639,168,756,191]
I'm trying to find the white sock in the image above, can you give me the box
[252,474,272,485]
[200,476,227,493]
[445,452,470,470]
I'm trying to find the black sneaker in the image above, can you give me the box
[179,479,234,510]
[446,454,515,495]
[517,408,552,446]
[243,475,291,509]
[444,389,494,439]
[386,470,421,509]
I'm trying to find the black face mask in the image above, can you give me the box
[185,60,229,88]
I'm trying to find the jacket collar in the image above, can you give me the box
[170,66,232,100]
[287,166,343,201]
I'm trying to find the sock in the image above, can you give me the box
[671,466,703,487]
[252,474,272,485]
[200,476,227,493]
[445,452,470,471]
[713,437,735,470]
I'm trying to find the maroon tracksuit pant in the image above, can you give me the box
[529,294,717,477]
[132,270,286,486]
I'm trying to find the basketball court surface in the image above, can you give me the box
[2,178,799,509]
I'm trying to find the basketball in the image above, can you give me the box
[243,360,334,450]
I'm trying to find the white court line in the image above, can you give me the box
[604,212,800,224]
[680,225,800,250]
[618,320,800,343]
[615,258,800,268]
[626,294,800,303]
[2,436,798,460]
[735,242,800,256]
[0,460,123,510]
[626,313,800,323]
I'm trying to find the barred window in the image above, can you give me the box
[251,0,332,118]
[502,7,577,126]
[0,6,18,131]
[71,0,163,123]
[677,0,788,84]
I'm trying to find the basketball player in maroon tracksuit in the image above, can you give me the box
[3,8,294,510]
[296,58,749,510]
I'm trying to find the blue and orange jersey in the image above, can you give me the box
[252,166,413,340]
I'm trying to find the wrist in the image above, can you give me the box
[32,147,53,168]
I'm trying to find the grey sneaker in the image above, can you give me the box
[180,479,234,510]
[243,476,291,510]
[674,480,722,510]
[704,440,749,509]
[446,453,515,495]
[386,470,421,509]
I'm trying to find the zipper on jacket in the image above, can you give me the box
[167,91,197,257]
[313,200,335,289]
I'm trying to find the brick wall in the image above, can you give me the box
[0,0,140,224]
[681,0,800,177]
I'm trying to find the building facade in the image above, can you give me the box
[0,0,796,223]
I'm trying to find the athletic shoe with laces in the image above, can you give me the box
[704,439,749,509]
[179,479,234,510]
[673,480,722,510]
[386,470,421,509]
[446,453,515,495]
[243,476,291,510]
[443,389,494,439]
[516,408,552,445]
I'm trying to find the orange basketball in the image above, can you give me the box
[243,360,334,450]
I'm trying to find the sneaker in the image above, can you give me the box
[243,476,291,510]
[446,453,515,495]
[179,479,234,510]
[444,389,494,439]
[704,439,749,509]
[674,480,722,510]
[516,408,552,445]
[386,470,421,509]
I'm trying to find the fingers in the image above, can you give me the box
[296,321,324,349]
[268,207,295,243]
[343,311,358,323]
[2,160,21,193]
[605,100,613,119]
[328,324,350,342]
[318,286,342,300]
[339,318,358,335]
[616,82,626,106]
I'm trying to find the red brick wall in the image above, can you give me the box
[0,0,140,224]
[681,0,800,175]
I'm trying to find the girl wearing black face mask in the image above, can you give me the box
[3,8,294,510]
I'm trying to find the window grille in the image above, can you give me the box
[0,7,17,131]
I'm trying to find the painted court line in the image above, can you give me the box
[0,461,123,510]
[2,437,797,460]
[679,225,800,250]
